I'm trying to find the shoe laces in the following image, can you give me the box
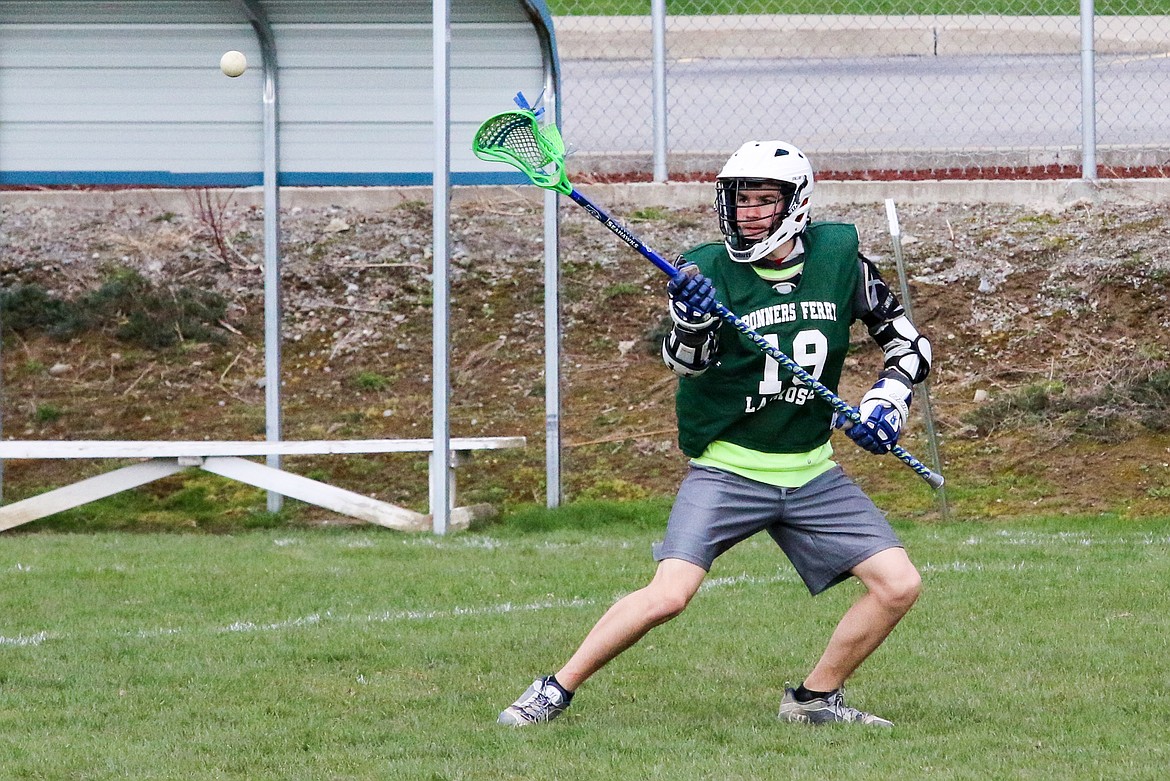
[825,690,875,724]
[515,681,562,722]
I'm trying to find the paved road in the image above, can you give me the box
[560,51,1170,167]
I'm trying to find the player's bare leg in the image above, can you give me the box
[556,557,707,691]
[499,558,706,725]
[803,546,921,689]
[779,547,920,726]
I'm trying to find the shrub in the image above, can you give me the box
[0,285,76,335]
[0,271,228,349]
[963,363,1170,443]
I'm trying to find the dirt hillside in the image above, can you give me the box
[1,189,1169,524]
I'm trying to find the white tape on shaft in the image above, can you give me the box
[884,198,900,238]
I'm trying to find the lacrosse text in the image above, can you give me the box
[745,382,815,413]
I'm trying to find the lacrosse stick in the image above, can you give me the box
[472,107,944,489]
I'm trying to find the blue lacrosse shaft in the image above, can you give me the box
[565,188,944,490]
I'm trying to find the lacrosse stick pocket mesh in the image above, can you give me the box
[473,110,572,195]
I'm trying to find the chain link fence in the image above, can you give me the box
[550,1,1170,179]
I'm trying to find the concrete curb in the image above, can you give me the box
[572,145,1170,178]
[552,179,1170,208]
[554,14,1170,60]
[4,179,1170,211]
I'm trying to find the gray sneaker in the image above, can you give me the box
[778,687,894,727]
[497,677,571,726]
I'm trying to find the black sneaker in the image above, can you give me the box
[778,687,893,727]
[497,677,571,726]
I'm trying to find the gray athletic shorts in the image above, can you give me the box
[652,464,902,595]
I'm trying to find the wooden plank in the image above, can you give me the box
[0,459,186,532]
[0,437,525,460]
[198,456,428,532]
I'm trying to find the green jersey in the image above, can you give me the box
[675,222,860,458]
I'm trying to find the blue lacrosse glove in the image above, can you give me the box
[666,262,717,330]
[833,377,912,455]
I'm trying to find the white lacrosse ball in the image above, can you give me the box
[220,51,247,78]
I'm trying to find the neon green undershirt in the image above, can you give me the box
[692,440,836,488]
[751,235,805,282]
[690,250,832,488]
[750,260,803,282]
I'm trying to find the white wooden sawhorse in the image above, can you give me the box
[0,437,524,533]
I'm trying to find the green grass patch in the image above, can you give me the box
[629,206,668,222]
[1,509,1169,778]
[600,281,643,299]
[351,370,394,391]
[32,404,64,424]
[7,471,293,533]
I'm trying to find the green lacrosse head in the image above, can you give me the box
[472,110,572,195]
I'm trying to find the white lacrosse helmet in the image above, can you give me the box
[715,140,814,264]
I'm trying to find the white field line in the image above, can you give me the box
[221,572,803,636]
[0,632,50,647]
[3,570,798,650]
[5,528,1165,650]
[918,560,1034,573]
[0,559,1023,650]
[407,531,1170,551]
[400,536,642,552]
[928,530,1170,548]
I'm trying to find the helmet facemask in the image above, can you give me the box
[716,179,795,254]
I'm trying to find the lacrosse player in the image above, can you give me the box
[499,140,932,728]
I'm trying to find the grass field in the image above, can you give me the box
[547,0,1170,15]
[2,505,1170,780]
